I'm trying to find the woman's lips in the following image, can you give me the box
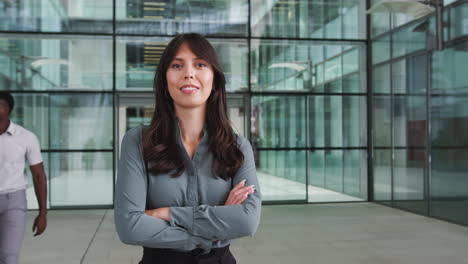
[180,85,199,94]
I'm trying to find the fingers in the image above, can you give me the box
[33,216,47,236]
[225,185,255,205]
[231,187,255,204]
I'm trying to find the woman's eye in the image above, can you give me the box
[196,63,207,68]
[171,64,182,69]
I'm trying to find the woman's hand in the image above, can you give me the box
[224,179,255,205]
[145,207,170,222]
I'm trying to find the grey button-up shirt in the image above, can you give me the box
[114,119,261,252]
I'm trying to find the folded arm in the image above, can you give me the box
[168,138,262,241]
[114,127,212,250]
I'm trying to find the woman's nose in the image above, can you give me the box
[183,65,194,79]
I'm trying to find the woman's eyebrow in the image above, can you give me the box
[173,57,204,61]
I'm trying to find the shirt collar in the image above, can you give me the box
[5,121,16,136]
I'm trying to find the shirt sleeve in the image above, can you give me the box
[169,137,262,241]
[26,132,43,166]
[114,127,213,251]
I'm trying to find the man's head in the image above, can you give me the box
[0,91,14,118]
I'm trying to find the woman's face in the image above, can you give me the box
[166,42,214,111]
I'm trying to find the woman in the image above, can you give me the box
[114,33,262,264]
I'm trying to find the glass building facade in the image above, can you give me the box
[0,0,467,226]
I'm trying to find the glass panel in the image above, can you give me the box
[251,0,365,39]
[393,149,427,214]
[0,0,113,33]
[373,149,392,204]
[394,96,427,147]
[251,39,365,92]
[343,96,367,147]
[257,150,306,201]
[431,96,468,147]
[309,150,325,188]
[116,0,248,36]
[342,73,362,93]
[308,96,324,148]
[251,96,306,148]
[373,96,392,147]
[370,0,390,37]
[116,37,248,92]
[50,152,113,206]
[372,35,391,65]
[392,22,426,58]
[450,2,468,40]
[392,55,427,94]
[343,150,367,199]
[50,94,113,150]
[432,41,468,94]
[325,96,342,147]
[26,153,49,210]
[373,63,390,94]
[431,148,468,225]
[324,150,343,193]
[0,36,113,91]
[9,93,49,149]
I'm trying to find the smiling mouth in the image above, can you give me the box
[180,85,200,91]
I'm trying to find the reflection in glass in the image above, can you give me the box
[370,0,390,37]
[431,149,468,225]
[0,36,113,91]
[10,94,49,149]
[343,96,367,147]
[116,0,248,36]
[373,149,392,203]
[251,96,306,148]
[392,23,426,59]
[431,96,468,147]
[251,40,365,92]
[392,55,427,94]
[325,150,343,192]
[50,152,113,206]
[393,149,427,214]
[0,0,113,33]
[116,37,248,92]
[394,96,427,147]
[373,63,390,94]
[251,0,365,39]
[373,96,391,147]
[450,2,468,40]
[343,150,367,199]
[432,41,468,94]
[308,150,366,202]
[50,94,113,150]
[257,150,306,201]
[372,36,391,65]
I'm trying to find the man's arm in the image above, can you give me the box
[30,162,47,236]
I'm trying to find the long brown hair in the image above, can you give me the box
[142,33,244,180]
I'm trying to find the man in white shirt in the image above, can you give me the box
[0,91,47,264]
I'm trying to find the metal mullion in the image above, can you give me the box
[247,0,252,143]
[389,13,395,207]
[366,0,373,202]
[305,96,309,202]
[427,49,433,217]
[112,0,117,208]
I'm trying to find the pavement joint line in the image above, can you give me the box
[80,209,108,264]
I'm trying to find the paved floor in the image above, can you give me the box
[21,203,468,264]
